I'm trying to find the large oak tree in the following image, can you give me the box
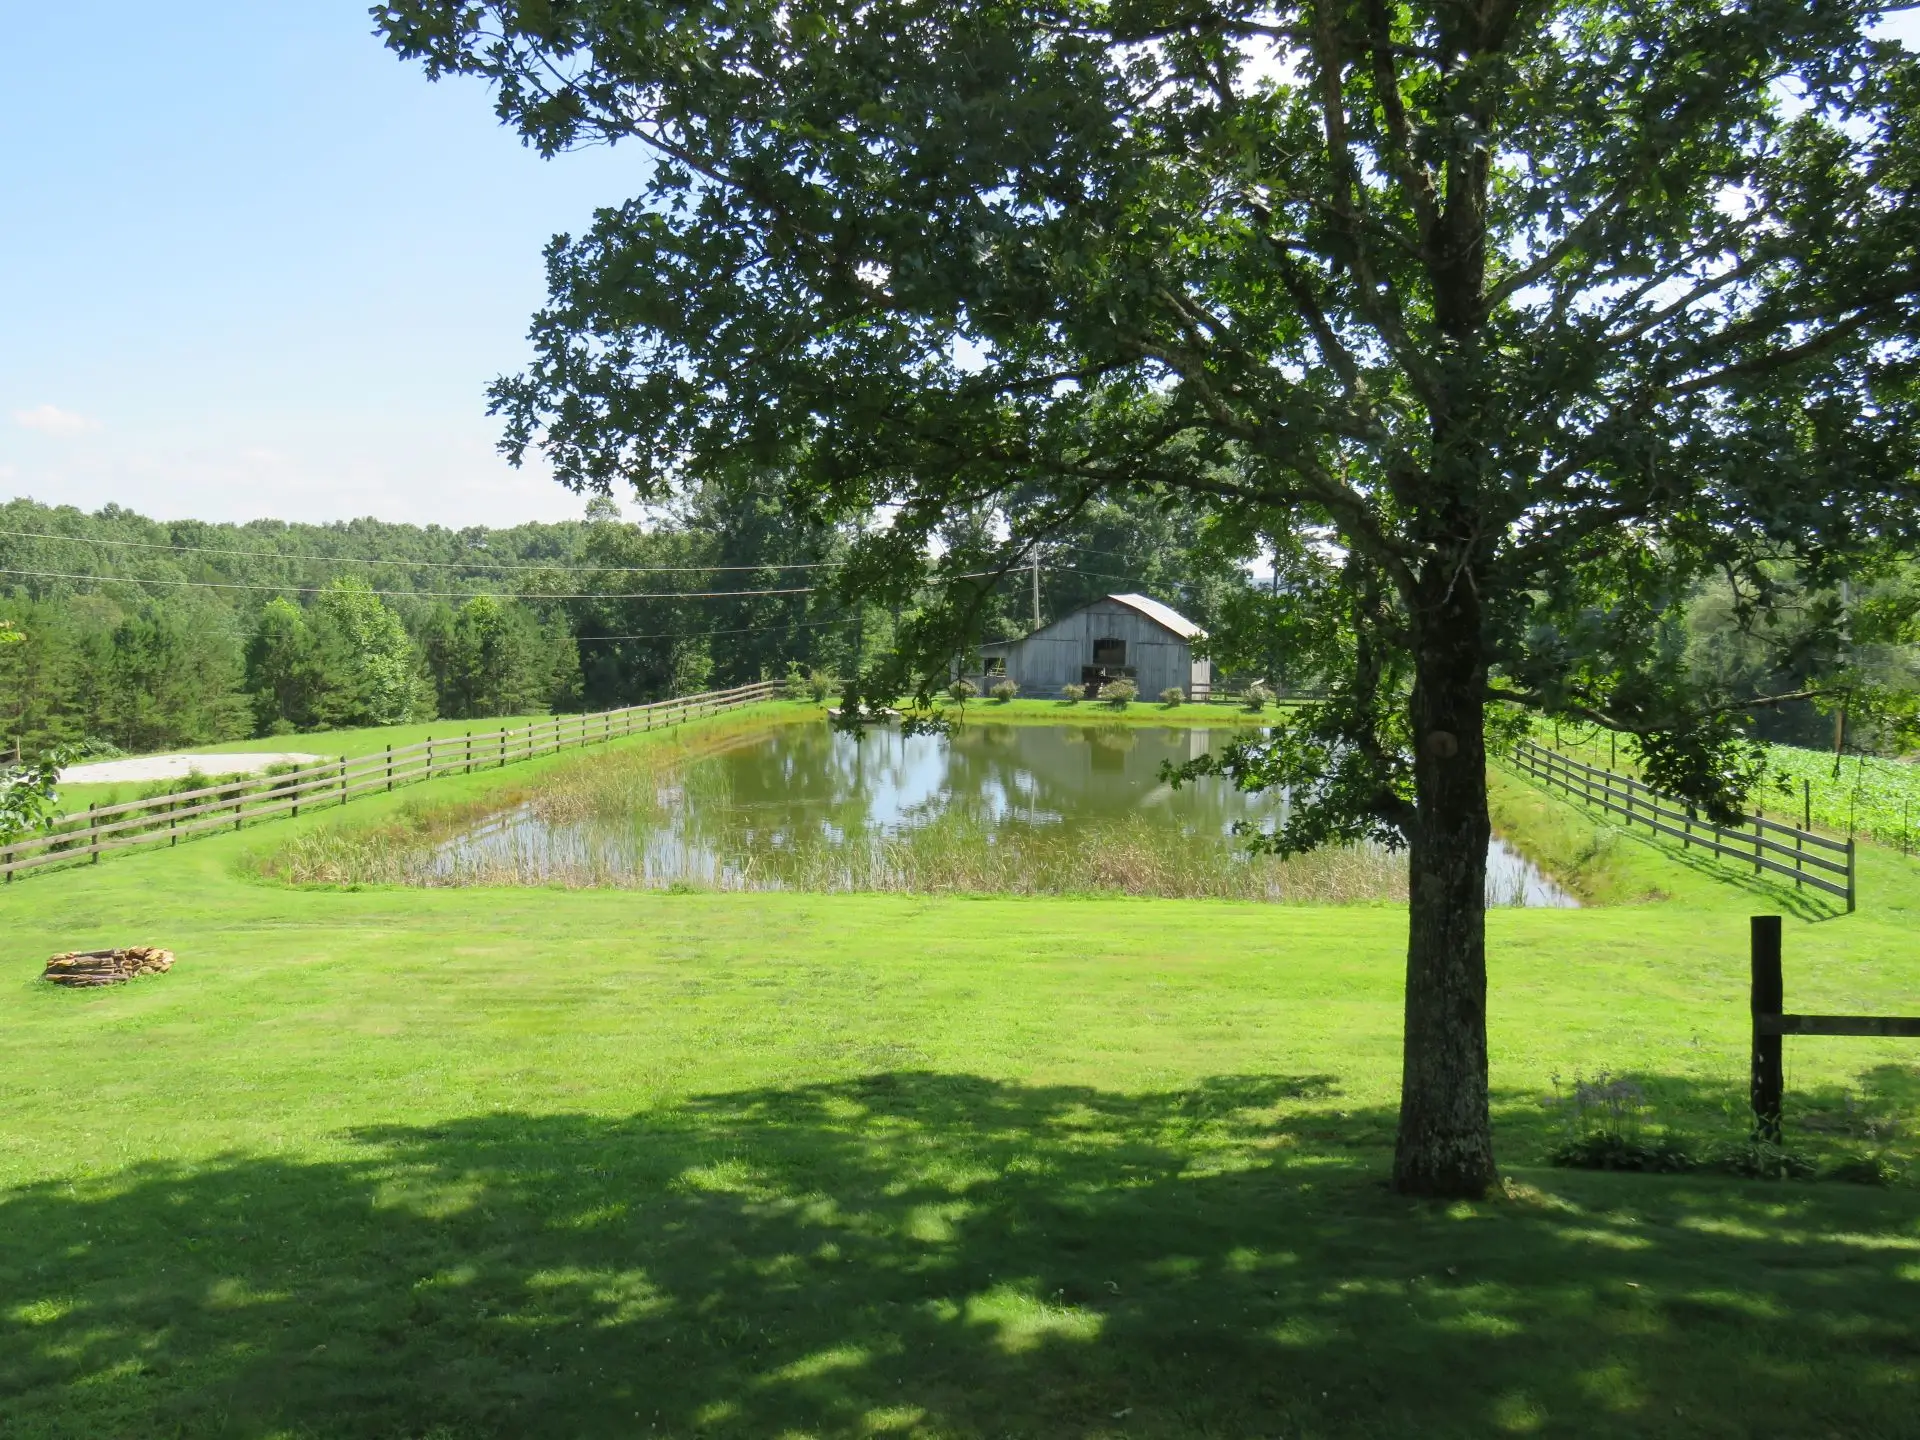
[378,0,1920,1195]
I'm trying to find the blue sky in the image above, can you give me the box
[0,2,636,527]
[4,6,1916,530]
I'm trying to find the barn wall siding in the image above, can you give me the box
[962,597,1211,698]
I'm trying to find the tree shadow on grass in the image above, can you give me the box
[2,1072,1916,1439]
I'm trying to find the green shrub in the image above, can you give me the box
[948,678,978,703]
[1101,677,1137,709]
[1060,684,1085,703]
[1159,686,1184,707]
[1823,1154,1901,1186]
[1550,1131,1695,1173]
[1244,681,1273,712]
[1702,1139,1818,1181]
[990,680,1019,703]
[808,668,838,703]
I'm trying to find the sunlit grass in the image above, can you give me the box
[1,708,1917,1436]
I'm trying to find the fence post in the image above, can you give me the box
[386,745,393,792]
[340,756,348,806]
[1846,838,1856,914]
[465,732,472,775]
[1750,915,1784,1144]
[91,803,101,861]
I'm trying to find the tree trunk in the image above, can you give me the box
[1393,582,1498,1198]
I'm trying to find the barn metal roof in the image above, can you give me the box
[1104,593,1206,640]
[977,593,1206,650]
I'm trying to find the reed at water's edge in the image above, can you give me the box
[254,712,1564,905]
[260,812,1414,902]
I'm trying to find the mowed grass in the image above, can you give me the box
[1,715,1918,1438]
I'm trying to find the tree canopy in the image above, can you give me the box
[379,0,1920,1193]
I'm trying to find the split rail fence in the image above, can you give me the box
[1748,915,1919,1140]
[2,679,783,883]
[1510,737,1855,910]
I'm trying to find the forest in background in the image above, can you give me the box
[0,490,1234,758]
[2,490,1915,764]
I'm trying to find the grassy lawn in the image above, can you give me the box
[2,712,1917,1437]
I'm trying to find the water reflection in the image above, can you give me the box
[431,721,1575,906]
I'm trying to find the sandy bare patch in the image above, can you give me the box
[60,753,329,785]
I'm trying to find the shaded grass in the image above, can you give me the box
[3,709,1920,1435]
[3,1077,1917,1440]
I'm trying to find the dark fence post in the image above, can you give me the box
[1750,914,1784,1144]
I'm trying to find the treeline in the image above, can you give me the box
[0,578,583,757]
[0,492,825,756]
[0,489,1228,759]
[4,491,1913,760]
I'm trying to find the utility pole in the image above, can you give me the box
[1031,552,1042,630]
[1267,540,1282,693]
[1833,579,1851,777]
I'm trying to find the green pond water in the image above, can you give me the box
[424,721,1574,905]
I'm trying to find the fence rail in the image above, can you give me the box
[1748,915,1918,1141]
[2,680,783,882]
[1510,738,1855,909]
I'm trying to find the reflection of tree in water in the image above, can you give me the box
[426,722,1306,889]
[403,722,1590,900]
[650,723,1276,852]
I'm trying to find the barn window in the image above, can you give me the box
[1092,637,1127,666]
[982,654,1006,676]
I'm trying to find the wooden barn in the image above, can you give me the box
[962,594,1211,700]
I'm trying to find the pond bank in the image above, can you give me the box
[260,716,1581,907]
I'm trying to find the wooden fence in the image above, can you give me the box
[1,679,783,883]
[1748,915,1920,1141]
[1510,738,1855,909]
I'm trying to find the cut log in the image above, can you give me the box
[43,947,175,986]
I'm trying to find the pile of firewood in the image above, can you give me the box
[42,947,175,987]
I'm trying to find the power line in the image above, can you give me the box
[576,615,858,642]
[0,527,839,574]
[0,561,1037,604]
[0,567,819,601]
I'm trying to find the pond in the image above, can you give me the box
[380,720,1574,906]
